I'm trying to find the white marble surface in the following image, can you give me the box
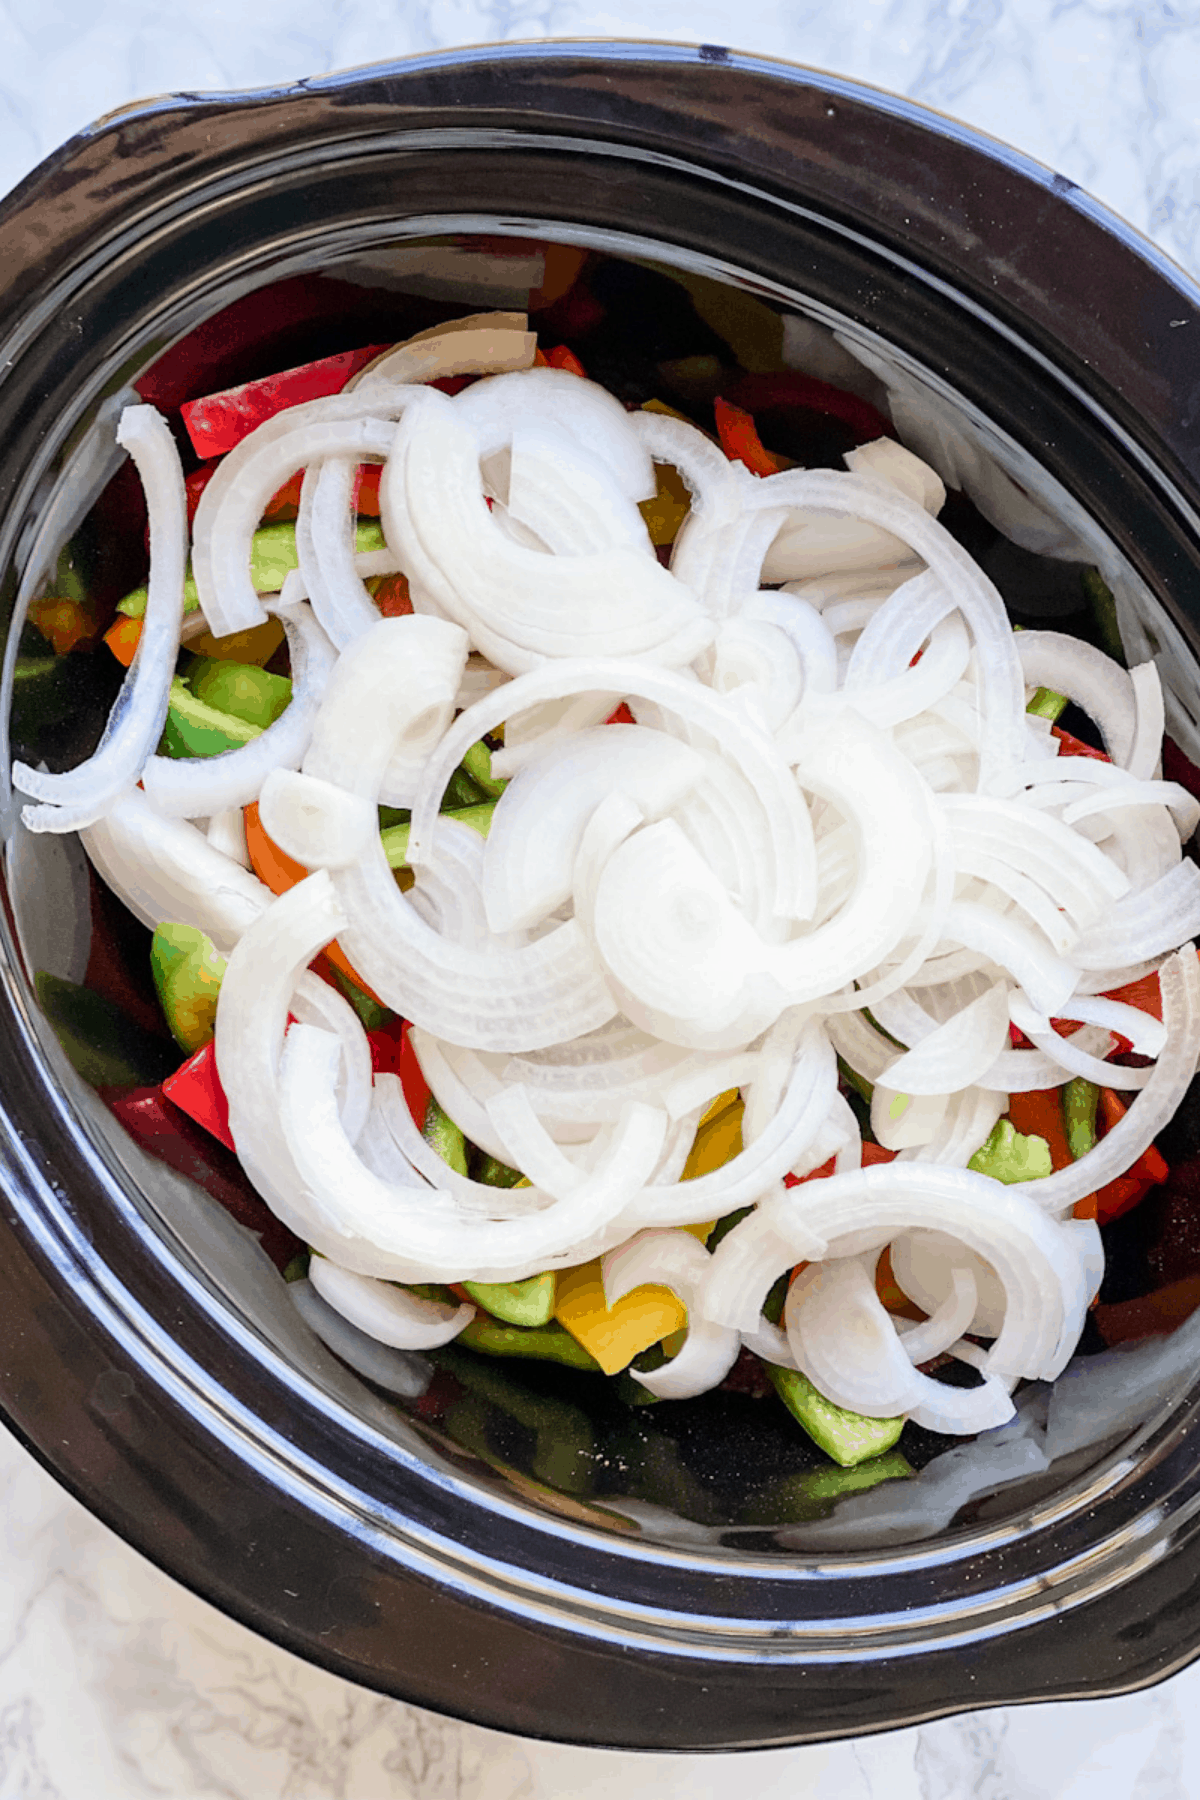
[2,2,1200,1794]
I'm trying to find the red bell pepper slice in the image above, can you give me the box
[1052,725,1110,762]
[181,342,391,458]
[1094,1272,1200,1346]
[543,344,587,377]
[605,703,635,725]
[364,1017,431,1126]
[108,1085,301,1270]
[373,573,413,618]
[163,1039,236,1151]
[713,396,784,477]
[719,371,895,447]
[354,463,382,515]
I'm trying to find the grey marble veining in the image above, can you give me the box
[1,2,1200,1794]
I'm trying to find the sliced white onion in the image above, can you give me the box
[15,406,186,832]
[309,1255,474,1349]
[80,786,271,951]
[141,601,337,818]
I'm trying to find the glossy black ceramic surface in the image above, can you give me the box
[1,41,1200,1750]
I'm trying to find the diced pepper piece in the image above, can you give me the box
[354,463,382,516]
[185,618,286,666]
[381,803,495,869]
[1082,567,1125,665]
[1093,1274,1200,1347]
[1062,1077,1100,1161]
[461,740,508,798]
[1006,1088,1075,1172]
[185,463,219,524]
[766,1365,905,1467]
[543,343,586,376]
[260,469,303,523]
[554,1257,688,1375]
[35,972,176,1090]
[462,1271,556,1328]
[372,572,413,617]
[874,1244,926,1321]
[474,1152,526,1189]
[456,1315,602,1371]
[713,395,785,476]
[107,1086,299,1271]
[180,342,391,457]
[365,1018,432,1125]
[243,801,385,1008]
[162,1038,236,1151]
[423,1096,468,1176]
[104,615,143,667]
[160,677,262,760]
[323,961,392,1033]
[117,520,386,620]
[1101,969,1163,1023]
[117,570,201,619]
[190,658,292,729]
[605,703,636,725]
[1027,685,1069,722]
[150,921,226,1053]
[1079,1089,1169,1225]
[968,1118,1052,1183]
[444,764,488,809]
[681,1092,744,1181]
[28,595,94,656]
[719,371,895,445]
[1052,724,1110,762]
[639,458,691,547]
[740,1449,913,1524]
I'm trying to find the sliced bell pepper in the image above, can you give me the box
[543,344,586,376]
[553,1258,687,1375]
[107,1085,300,1271]
[605,703,635,725]
[353,463,382,516]
[243,801,386,1008]
[150,921,226,1053]
[371,572,413,618]
[424,1096,468,1175]
[1006,1088,1075,1172]
[28,595,95,656]
[184,618,287,666]
[719,371,894,446]
[104,614,143,668]
[1075,1090,1169,1225]
[181,342,391,457]
[1026,686,1069,722]
[1052,724,1110,762]
[1062,1076,1100,1162]
[766,1365,904,1468]
[713,395,785,477]
[365,1017,432,1129]
[162,1038,236,1151]
[1093,1273,1200,1346]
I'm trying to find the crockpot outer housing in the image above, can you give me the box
[1,40,1200,1750]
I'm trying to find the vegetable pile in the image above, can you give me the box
[16,302,1200,1480]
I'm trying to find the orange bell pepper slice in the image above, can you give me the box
[713,395,785,477]
[243,801,386,1008]
[104,614,143,667]
[543,344,587,377]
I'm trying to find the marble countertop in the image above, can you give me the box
[2,3,1200,1795]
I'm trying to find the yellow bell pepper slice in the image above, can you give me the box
[554,1259,687,1376]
